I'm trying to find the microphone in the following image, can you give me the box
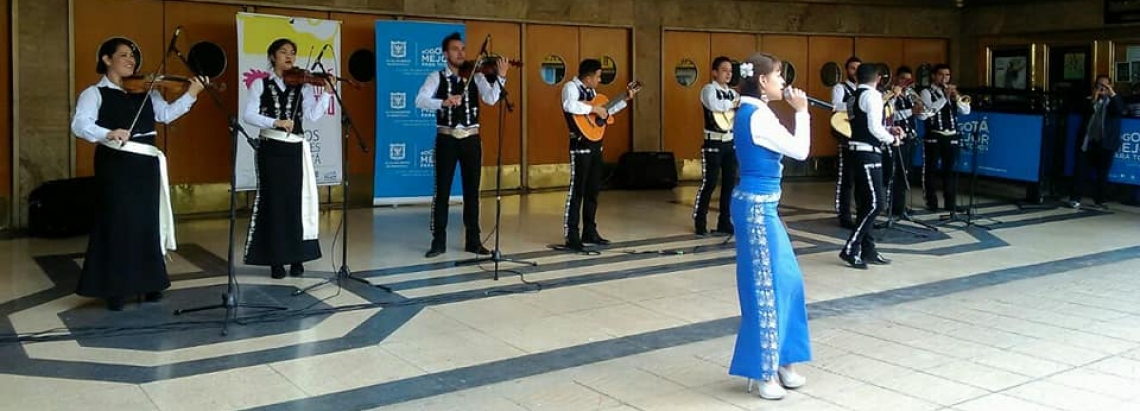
[165,26,182,56]
[312,44,329,71]
[783,88,834,110]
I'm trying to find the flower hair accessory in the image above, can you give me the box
[739,62,754,78]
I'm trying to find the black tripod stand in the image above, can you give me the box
[293,60,392,295]
[454,74,537,280]
[170,39,286,335]
[876,141,937,236]
[936,132,998,230]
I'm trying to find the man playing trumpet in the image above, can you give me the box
[918,64,970,213]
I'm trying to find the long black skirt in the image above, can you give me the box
[77,142,170,298]
[243,138,321,266]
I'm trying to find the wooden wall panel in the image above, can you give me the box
[465,21,523,166]
[662,31,709,161]
[807,36,854,157]
[710,33,758,65]
[161,1,241,185]
[332,12,393,177]
[1,0,10,198]
[579,27,632,163]
[73,0,165,177]
[855,37,905,79]
[903,38,949,72]
[525,24,579,166]
[759,35,809,133]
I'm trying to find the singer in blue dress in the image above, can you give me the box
[727,52,812,401]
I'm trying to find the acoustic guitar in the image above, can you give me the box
[572,81,642,141]
[830,89,899,139]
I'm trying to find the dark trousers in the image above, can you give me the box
[431,133,482,248]
[693,138,738,231]
[922,132,960,210]
[881,141,915,215]
[842,151,885,259]
[1071,143,1117,204]
[565,136,604,241]
[834,134,854,224]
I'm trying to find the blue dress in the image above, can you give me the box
[727,100,812,382]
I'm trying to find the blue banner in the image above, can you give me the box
[912,111,1044,183]
[1064,115,1140,186]
[373,21,464,205]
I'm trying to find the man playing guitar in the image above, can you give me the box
[561,58,639,251]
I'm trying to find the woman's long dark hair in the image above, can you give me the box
[739,52,783,99]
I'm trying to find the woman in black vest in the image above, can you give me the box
[242,38,333,279]
[70,37,206,311]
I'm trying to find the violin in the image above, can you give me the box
[121,73,224,95]
[282,67,361,89]
[457,56,522,79]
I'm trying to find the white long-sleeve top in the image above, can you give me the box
[71,76,198,142]
[831,80,856,113]
[561,77,627,115]
[742,96,811,161]
[414,66,504,111]
[242,72,333,130]
[918,84,971,120]
[700,81,737,112]
[856,84,897,145]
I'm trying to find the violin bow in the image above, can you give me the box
[125,42,173,145]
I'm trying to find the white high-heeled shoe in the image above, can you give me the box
[778,366,806,389]
[747,378,787,400]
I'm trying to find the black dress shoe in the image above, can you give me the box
[289,263,305,277]
[465,244,491,255]
[839,219,856,229]
[839,252,868,269]
[695,226,709,236]
[582,234,610,245]
[107,297,125,311]
[271,265,287,279]
[866,253,891,265]
[424,246,445,258]
[564,240,586,251]
[714,223,734,235]
[143,291,164,302]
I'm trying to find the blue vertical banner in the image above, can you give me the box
[912,111,1044,183]
[373,21,465,205]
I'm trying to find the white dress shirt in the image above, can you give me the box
[700,81,737,112]
[742,96,810,161]
[414,66,504,122]
[71,76,198,143]
[918,84,971,120]
[831,80,857,113]
[561,77,627,115]
[856,84,897,145]
[242,72,333,130]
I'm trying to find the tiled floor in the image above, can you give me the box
[2,181,1139,411]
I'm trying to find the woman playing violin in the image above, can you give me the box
[241,38,333,279]
[69,37,207,311]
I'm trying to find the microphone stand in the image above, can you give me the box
[935,131,996,230]
[168,40,285,336]
[293,60,391,295]
[454,70,537,279]
[876,139,937,235]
